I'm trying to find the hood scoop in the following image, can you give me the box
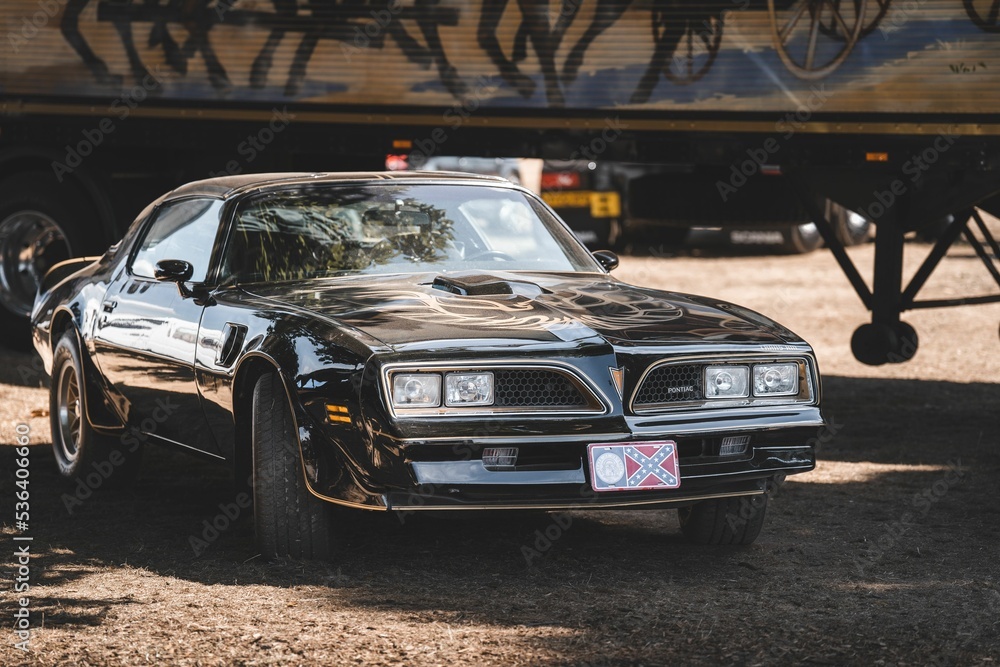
[430,274,547,298]
[431,274,514,296]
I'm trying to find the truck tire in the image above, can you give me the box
[678,494,768,545]
[780,222,823,254]
[252,373,333,560]
[0,172,101,348]
[831,206,874,246]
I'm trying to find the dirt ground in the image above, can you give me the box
[2,225,999,666]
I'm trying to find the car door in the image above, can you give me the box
[92,197,225,456]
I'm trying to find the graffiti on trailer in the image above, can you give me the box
[48,0,1000,106]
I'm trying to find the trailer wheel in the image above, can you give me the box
[780,223,823,253]
[833,208,874,246]
[851,321,919,365]
[0,173,99,347]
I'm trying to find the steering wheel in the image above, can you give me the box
[466,250,516,262]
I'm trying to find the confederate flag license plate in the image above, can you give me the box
[587,441,681,492]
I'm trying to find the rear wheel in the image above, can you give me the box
[252,373,332,559]
[678,494,768,545]
[833,208,874,246]
[780,222,823,253]
[0,172,102,347]
[50,332,142,486]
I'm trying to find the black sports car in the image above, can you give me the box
[32,172,821,558]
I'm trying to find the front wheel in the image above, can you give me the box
[50,332,142,486]
[678,494,768,545]
[252,373,332,559]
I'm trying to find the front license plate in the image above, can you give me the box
[587,441,680,492]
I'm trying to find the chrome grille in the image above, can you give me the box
[633,363,703,407]
[493,369,588,408]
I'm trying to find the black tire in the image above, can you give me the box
[780,223,823,254]
[851,321,919,366]
[50,332,142,487]
[678,494,768,545]
[832,207,874,247]
[0,172,103,348]
[252,373,332,560]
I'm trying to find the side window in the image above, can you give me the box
[132,199,224,282]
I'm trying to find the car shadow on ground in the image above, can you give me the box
[2,373,998,663]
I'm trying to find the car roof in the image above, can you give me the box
[163,171,511,200]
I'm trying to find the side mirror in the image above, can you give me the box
[155,259,195,297]
[592,250,619,272]
[154,259,194,283]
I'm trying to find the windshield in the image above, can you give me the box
[221,184,599,283]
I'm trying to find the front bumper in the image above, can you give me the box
[383,423,817,511]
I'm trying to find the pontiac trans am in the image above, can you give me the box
[32,172,821,558]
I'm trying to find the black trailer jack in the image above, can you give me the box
[795,186,1000,365]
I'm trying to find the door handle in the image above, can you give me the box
[102,300,117,313]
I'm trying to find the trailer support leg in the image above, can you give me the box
[791,167,1000,364]
[793,182,920,366]
[850,208,919,366]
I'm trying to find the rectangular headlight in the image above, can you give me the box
[445,372,494,406]
[705,366,749,398]
[753,363,799,396]
[392,373,441,407]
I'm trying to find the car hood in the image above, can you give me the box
[243,271,800,350]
